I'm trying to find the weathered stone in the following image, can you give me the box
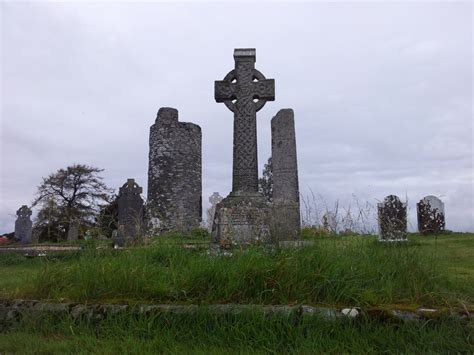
[300,306,341,320]
[211,195,271,250]
[341,308,360,318]
[212,49,274,249]
[215,48,275,194]
[207,192,223,231]
[147,107,202,233]
[116,179,144,246]
[417,195,445,234]
[377,195,407,241]
[14,205,32,244]
[67,223,78,242]
[322,212,337,233]
[271,109,300,240]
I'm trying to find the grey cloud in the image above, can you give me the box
[1,1,472,233]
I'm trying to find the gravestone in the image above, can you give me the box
[207,192,223,231]
[67,223,79,241]
[14,205,32,244]
[377,195,407,241]
[417,195,445,234]
[322,212,337,234]
[211,48,275,249]
[117,179,144,246]
[271,109,301,240]
[147,107,202,233]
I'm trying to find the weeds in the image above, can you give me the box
[1,309,472,353]
[8,235,471,307]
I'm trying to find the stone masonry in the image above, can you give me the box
[147,107,202,233]
[271,109,301,240]
[212,48,275,250]
[14,205,32,244]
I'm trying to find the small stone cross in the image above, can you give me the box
[16,205,32,219]
[119,179,143,198]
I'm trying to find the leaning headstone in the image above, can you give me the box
[377,195,407,241]
[147,107,202,233]
[207,192,223,231]
[14,205,32,244]
[417,196,445,234]
[117,179,144,246]
[67,223,79,241]
[212,48,275,250]
[271,109,301,240]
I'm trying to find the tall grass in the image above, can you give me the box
[16,236,469,307]
[1,309,472,353]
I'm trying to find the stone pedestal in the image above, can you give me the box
[211,193,271,250]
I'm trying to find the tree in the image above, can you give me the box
[258,157,273,201]
[33,197,67,242]
[33,164,112,241]
[96,195,119,238]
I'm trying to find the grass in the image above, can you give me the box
[1,308,473,353]
[0,233,472,308]
[1,233,473,353]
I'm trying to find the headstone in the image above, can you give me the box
[211,48,275,249]
[207,192,223,231]
[417,195,445,234]
[67,223,79,241]
[14,205,32,244]
[377,195,407,241]
[117,178,144,245]
[271,109,301,240]
[322,212,337,234]
[147,107,202,233]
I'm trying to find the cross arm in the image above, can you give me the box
[252,79,275,101]
[215,80,236,102]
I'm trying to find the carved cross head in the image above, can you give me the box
[16,205,32,219]
[215,48,275,113]
[119,179,143,197]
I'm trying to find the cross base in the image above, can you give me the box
[210,193,272,251]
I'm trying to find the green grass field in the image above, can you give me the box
[1,233,473,353]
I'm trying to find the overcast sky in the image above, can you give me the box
[1,1,472,233]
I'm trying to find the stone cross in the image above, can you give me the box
[209,192,223,206]
[117,178,144,245]
[215,48,275,194]
[207,192,223,231]
[14,205,32,244]
[120,178,143,198]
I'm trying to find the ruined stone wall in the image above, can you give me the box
[147,107,202,232]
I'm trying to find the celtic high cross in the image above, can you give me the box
[215,49,275,194]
